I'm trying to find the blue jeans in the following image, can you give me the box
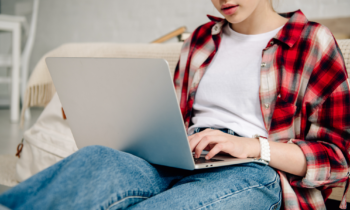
[0,128,281,210]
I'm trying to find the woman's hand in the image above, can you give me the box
[188,129,261,160]
[189,129,307,176]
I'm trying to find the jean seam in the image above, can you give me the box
[194,172,280,210]
[105,195,149,210]
[269,184,282,210]
[264,172,279,188]
[269,192,282,210]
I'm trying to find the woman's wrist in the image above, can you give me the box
[247,137,261,158]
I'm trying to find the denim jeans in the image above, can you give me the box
[0,128,281,210]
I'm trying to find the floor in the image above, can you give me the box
[0,107,43,156]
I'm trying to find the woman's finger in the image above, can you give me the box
[188,133,195,141]
[203,145,211,151]
[205,143,225,160]
[188,129,215,151]
[194,135,224,158]
[189,135,202,152]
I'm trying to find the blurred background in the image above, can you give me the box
[0,0,350,208]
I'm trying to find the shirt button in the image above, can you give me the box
[270,41,274,45]
[264,104,269,109]
[185,122,189,127]
[261,62,266,67]
[212,24,221,34]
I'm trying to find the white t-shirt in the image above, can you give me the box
[188,24,284,137]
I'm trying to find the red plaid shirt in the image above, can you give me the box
[173,10,350,210]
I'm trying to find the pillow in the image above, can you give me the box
[16,93,77,182]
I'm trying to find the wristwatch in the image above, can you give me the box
[253,134,270,165]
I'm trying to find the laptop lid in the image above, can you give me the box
[46,57,195,170]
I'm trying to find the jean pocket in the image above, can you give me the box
[268,180,282,210]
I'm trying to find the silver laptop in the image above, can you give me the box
[46,57,261,170]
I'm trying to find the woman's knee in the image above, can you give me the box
[78,145,113,154]
[71,146,120,166]
[72,145,148,169]
[75,145,116,159]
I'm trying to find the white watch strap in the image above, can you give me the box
[259,137,270,164]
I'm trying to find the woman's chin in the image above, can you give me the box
[224,16,245,25]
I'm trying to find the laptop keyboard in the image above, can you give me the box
[193,156,223,164]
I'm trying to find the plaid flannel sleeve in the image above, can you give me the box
[289,31,350,190]
[290,80,350,189]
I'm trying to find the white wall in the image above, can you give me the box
[1,0,350,76]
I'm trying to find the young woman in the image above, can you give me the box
[1,0,349,209]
